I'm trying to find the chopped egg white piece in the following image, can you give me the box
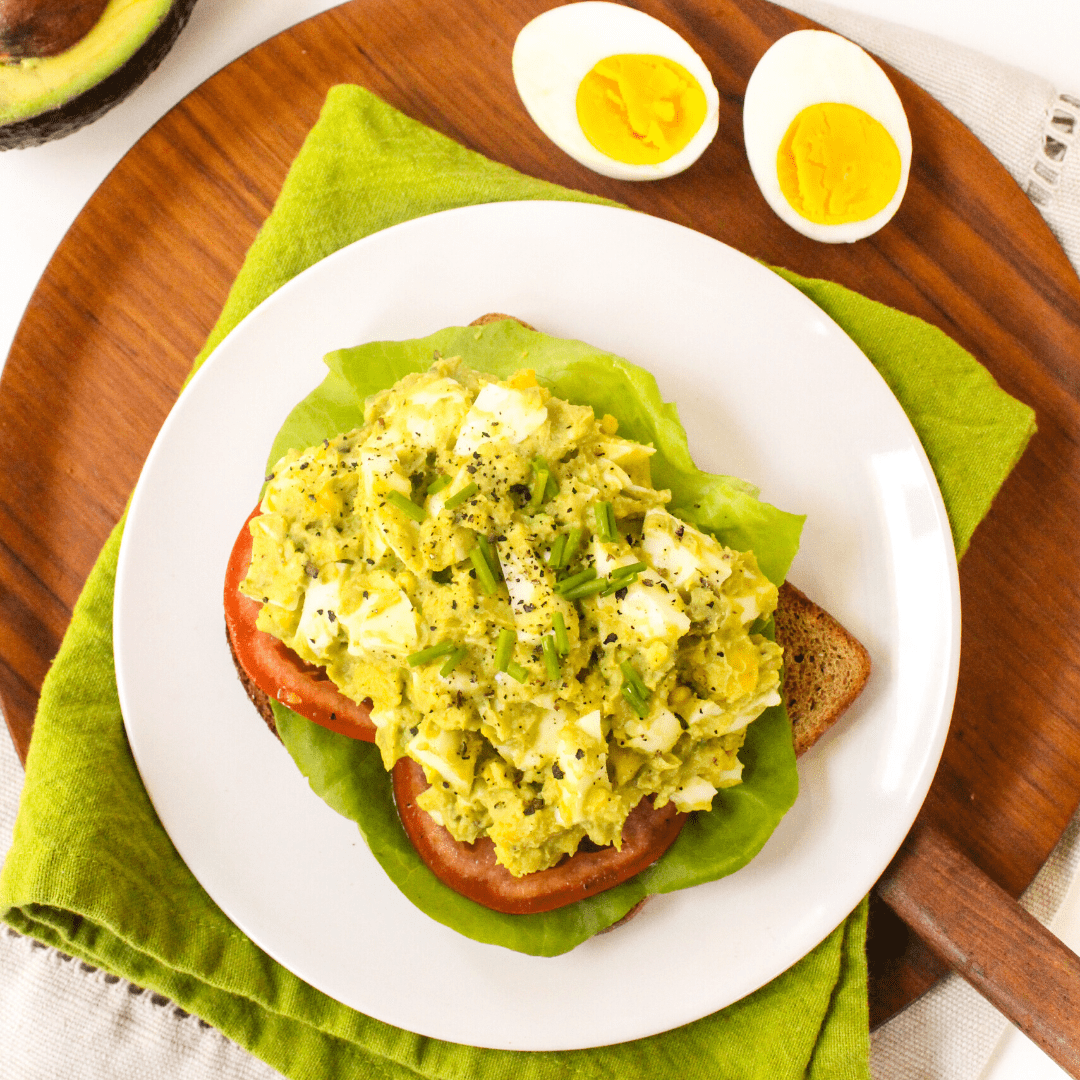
[453,383,548,457]
[671,776,720,812]
[339,588,417,656]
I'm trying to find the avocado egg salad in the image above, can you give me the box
[242,318,804,955]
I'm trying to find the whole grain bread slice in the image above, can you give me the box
[773,581,872,756]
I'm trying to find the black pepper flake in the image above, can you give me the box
[442,781,450,789]
[304,562,319,578]
[522,797,544,816]
[604,633,618,644]
[675,524,685,538]
[299,462,309,470]
[523,603,536,613]
[327,610,336,623]
[575,748,585,759]
[552,763,565,780]
[264,472,275,482]
[615,587,628,600]
[409,725,419,736]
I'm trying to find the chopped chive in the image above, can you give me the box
[495,628,516,671]
[408,640,456,666]
[563,578,608,600]
[542,636,561,681]
[476,534,501,579]
[527,467,550,513]
[444,482,479,510]
[601,560,649,595]
[426,474,452,495]
[505,660,529,684]
[553,612,569,656]
[387,490,426,522]
[555,567,597,595]
[547,533,567,569]
[594,501,618,542]
[621,683,650,718]
[620,661,649,701]
[562,527,583,566]
[469,546,498,595]
[439,646,468,677]
[533,456,560,501]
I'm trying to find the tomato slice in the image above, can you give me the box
[224,507,376,742]
[392,756,686,914]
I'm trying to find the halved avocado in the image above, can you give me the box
[0,0,198,149]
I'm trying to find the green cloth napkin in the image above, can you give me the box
[1,85,1035,1080]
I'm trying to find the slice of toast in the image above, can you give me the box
[773,581,871,756]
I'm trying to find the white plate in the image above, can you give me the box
[115,201,960,1051]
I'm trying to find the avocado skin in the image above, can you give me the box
[0,0,198,150]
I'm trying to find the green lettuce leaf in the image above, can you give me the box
[266,319,803,956]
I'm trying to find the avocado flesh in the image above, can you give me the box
[0,0,195,146]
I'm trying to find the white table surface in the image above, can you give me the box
[1,2,1078,1078]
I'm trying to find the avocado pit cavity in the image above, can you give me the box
[0,0,109,59]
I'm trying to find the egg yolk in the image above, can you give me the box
[777,102,901,225]
[576,54,707,165]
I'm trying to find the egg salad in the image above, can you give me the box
[241,357,783,877]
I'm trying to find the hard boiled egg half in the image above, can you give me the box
[743,30,912,243]
[513,2,719,181]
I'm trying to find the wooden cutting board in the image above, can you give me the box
[3,0,1080,1029]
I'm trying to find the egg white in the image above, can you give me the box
[513,1,719,181]
[743,30,912,243]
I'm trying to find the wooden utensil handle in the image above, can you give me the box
[877,821,1080,1076]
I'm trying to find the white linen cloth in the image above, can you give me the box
[1,4,1078,1077]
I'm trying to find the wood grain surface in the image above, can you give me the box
[2,0,1080,1029]
[879,823,1080,1073]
